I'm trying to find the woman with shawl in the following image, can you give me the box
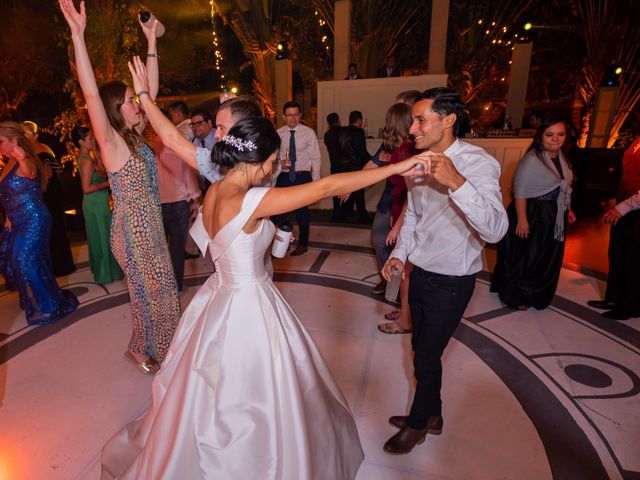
[491,118,576,310]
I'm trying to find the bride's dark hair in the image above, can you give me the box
[213,117,281,169]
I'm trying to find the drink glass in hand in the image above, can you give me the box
[280,149,291,171]
[385,266,402,302]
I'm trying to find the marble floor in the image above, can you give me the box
[0,223,638,480]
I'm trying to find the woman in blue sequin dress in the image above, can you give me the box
[60,0,180,373]
[0,122,78,325]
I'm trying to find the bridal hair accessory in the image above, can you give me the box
[222,135,257,152]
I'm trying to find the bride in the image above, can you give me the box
[100,57,427,480]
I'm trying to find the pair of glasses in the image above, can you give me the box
[191,120,206,127]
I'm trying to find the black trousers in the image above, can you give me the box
[604,209,640,314]
[407,267,476,429]
[161,200,190,291]
[272,171,312,246]
[342,188,369,222]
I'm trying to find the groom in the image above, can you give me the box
[382,88,508,454]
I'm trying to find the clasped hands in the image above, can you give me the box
[407,151,465,190]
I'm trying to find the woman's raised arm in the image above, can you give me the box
[128,56,198,169]
[59,0,117,158]
[135,16,160,133]
[255,154,429,220]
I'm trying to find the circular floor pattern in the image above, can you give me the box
[1,233,637,480]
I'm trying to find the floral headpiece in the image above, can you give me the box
[222,135,257,152]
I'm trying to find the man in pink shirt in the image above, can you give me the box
[588,136,640,320]
[156,101,201,291]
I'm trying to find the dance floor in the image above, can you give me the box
[0,222,638,480]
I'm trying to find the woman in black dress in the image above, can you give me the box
[491,118,576,310]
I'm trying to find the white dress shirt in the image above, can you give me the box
[192,129,222,183]
[276,123,322,181]
[391,139,508,276]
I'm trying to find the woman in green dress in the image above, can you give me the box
[71,126,123,284]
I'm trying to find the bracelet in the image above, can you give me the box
[146,53,157,58]
[136,90,150,99]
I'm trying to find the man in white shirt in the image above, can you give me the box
[190,108,216,152]
[381,88,508,454]
[273,100,322,256]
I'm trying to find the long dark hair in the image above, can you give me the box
[70,125,91,148]
[212,117,281,171]
[98,81,148,161]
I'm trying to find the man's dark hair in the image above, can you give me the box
[327,112,340,126]
[419,87,466,136]
[191,108,212,122]
[282,100,301,114]
[168,100,189,117]
[529,110,544,121]
[348,110,363,125]
[219,96,262,122]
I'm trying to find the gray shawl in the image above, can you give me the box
[513,149,573,241]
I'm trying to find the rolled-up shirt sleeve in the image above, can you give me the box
[616,189,640,216]
[449,158,508,244]
[390,190,418,263]
[196,147,223,183]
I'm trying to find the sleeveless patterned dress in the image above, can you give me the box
[108,143,180,363]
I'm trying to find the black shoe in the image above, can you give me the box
[602,309,633,320]
[290,245,308,256]
[184,251,200,260]
[371,280,386,295]
[587,300,617,310]
[388,415,443,435]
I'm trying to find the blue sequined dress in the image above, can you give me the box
[0,163,78,324]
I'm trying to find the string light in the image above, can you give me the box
[210,0,224,89]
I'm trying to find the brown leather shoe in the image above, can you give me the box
[383,425,428,455]
[289,245,308,256]
[388,415,443,435]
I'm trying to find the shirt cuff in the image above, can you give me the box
[448,178,472,203]
[390,245,409,264]
[615,202,633,217]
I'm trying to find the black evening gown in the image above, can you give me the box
[491,188,566,309]
[39,152,76,277]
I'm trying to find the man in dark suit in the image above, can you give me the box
[323,113,346,222]
[345,63,362,80]
[376,55,401,78]
[335,111,371,223]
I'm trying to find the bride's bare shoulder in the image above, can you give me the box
[202,184,246,236]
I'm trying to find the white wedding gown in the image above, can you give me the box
[101,187,364,479]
